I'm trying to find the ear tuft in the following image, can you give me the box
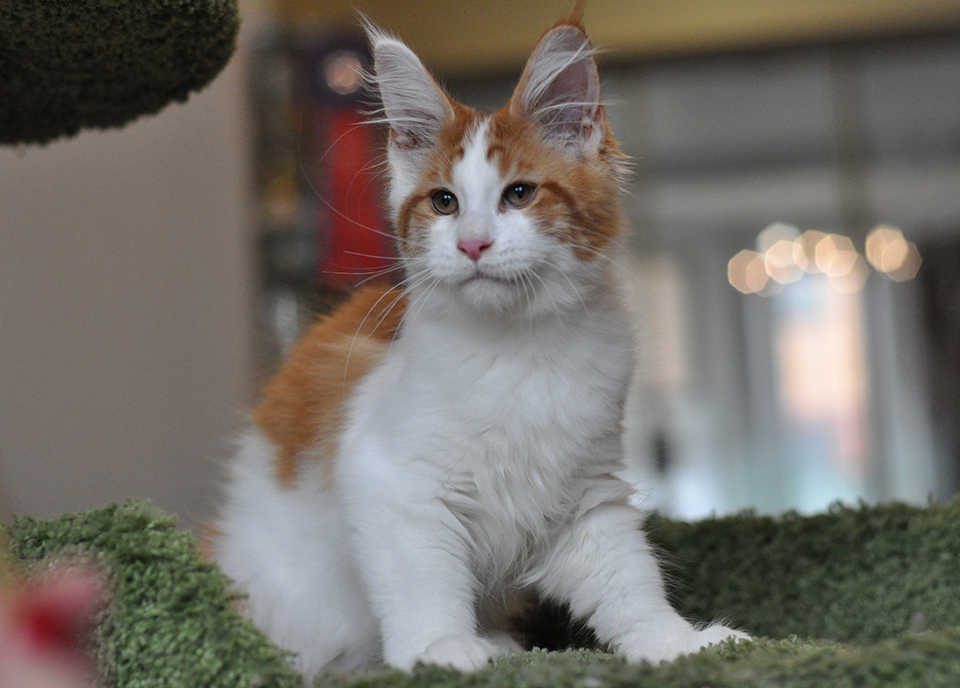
[511,24,602,152]
[364,21,451,151]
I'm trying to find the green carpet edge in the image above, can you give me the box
[6,498,960,688]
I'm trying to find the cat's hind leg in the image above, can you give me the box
[530,499,748,664]
[214,431,381,678]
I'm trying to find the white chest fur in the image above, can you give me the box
[337,293,635,579]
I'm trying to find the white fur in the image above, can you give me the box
[215,433,379,676]
[368,26,450,153]
[517,26,604,150]
[214,25,747,682]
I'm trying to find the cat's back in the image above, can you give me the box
[253,283,406,485]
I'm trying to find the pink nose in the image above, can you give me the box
[458,239,492,262]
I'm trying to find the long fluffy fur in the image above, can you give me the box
[213,18,746,681]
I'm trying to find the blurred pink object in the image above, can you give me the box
[0,565,102,688]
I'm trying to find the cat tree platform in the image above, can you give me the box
[0,0,239,146]
[6,499,960,687]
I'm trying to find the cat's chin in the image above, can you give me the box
[447,270,592,320]
[453,274,527,315]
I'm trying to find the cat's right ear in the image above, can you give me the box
[510,22,603,154]
[365,22,452,152]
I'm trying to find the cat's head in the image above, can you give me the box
[368,18,626,318]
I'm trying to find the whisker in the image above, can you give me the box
[556,240,671,338]
[370,283,413,334]
[518,269,538,341]
[527,267,564,321]
[321,266,399,277]
[294,120,430,255]
[402,275,442,329]
[349,268,405,289]
[543,257,589,312]
[343,281,411,389]
[341,250,405,262]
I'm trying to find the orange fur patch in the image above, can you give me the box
[252,284,407,486]
[488,104,626,261]
[197,524,221,562]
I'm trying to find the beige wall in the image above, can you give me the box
[0,31,254,529]
[276,0,960,76]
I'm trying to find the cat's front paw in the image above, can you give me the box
[614,623,750,664]
[680,624,753,655]
[692,623,751,650]
[413,633,511,672]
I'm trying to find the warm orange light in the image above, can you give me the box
[815,234,858,277]
[729,223,917,296]
[888,242,922,282]
[830,254,869,293]
[765,239,803,284]
[794,230,827,274]
[865,225,921,281]
[323,50,364,95]
[729,249,767,294]
[746,253,772,294]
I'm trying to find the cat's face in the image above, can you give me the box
[370,21,626,318]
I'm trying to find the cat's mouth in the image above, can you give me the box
[461,270,516,287]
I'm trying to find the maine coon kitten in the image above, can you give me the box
[213,18,747,679]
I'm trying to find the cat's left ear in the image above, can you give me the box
[511,22,603,153]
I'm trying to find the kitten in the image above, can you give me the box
[213,17,747,679]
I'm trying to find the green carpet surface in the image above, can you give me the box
[5,502,301,688]
[0,0,239,145]
[5,499,960,687]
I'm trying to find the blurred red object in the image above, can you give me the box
[0,565,102,688]
[314,106,394,290]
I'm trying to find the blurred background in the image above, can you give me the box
[2,0,960,529]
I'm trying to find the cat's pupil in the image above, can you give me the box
[504,183,536,208]
[431,190,458,215]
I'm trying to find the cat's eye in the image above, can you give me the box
[503,183,537,209]
[430,189,459,215]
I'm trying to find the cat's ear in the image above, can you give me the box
[511,22,603,153]
[366,22,452,151]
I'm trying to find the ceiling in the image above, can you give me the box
[271,0,960,76]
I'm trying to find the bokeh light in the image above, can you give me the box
[815,234,858,277]
[765,239,804,284]
[865,224,922,282]
[830,254,869,293]
[728,249,768,294]
[728,222,921,296]
[323,50,363,95]
[888,243,922,282]
[793,230,826,274]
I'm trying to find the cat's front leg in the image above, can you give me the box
[534,498,748,663]
[340,466,507,671]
